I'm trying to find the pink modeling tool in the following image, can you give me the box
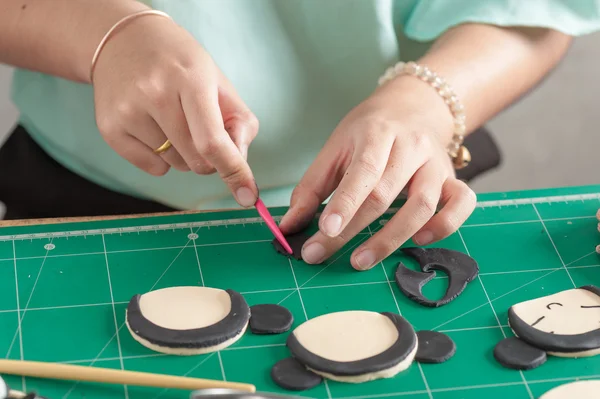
[255,198,293,255]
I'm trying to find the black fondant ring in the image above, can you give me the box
[287,312,417,377]
[126,289,250,349]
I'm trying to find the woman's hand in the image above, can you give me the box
[91,14,259,207]
[279,76,476,270]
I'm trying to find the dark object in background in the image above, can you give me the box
[455,126,502,183]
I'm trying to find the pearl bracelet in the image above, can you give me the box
[377,61,471,169]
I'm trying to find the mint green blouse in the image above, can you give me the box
[10,0,600,210]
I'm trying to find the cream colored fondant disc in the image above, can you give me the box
[511,288,600,335]
[540,380,600,398]
[293,311,400,362]
[138,286,231,330]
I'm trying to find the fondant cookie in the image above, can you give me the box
[539,380,600,398]
[495,286,600,370]
[509,286,600,357]
[395,247,478,307]
[126,286,250,355]
[285,310,417,383]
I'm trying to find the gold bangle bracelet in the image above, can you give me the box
[90,10,172,83]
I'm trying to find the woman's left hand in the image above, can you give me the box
[279,75,476,270]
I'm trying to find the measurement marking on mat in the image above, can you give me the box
[9,240,26,391]
[533,204,576,288]
[1,193,598,241]
[102,234,129,399]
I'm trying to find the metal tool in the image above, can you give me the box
[191,388,312,399]
[1,375,48,398]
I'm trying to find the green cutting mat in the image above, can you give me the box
[1,185,600,399]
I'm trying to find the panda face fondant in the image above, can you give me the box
[505,286,600,359]
[510,287,600,335]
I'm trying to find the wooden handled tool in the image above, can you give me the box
[0,359,255,393]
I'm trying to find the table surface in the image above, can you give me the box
[1,185,600,399]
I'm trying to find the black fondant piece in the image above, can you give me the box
[250,304,294,334]
[273,232,311,261]
[126,289,250,349]
[271,357,323,391]
[493,337,547,370]
[508,286,600,354]
[415,331,456,363]
[287,312,417,377]
[394,247,479,307]
[394,267,437,304]
[22,394,48,399]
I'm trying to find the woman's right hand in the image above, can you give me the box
[91,13,259,207]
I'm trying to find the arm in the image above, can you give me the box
[0,0,149,83]
[0,0,260,207]
[414,23,573,139]
[280,25,573,269]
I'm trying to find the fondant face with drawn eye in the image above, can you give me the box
[495,286,600,370]
[511,288,600,335]
[507,285,600,357]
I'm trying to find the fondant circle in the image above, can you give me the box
[539,380,600,398]
[270,357,323,391]
[415,330,456,363]
[509,286,600,355]
[287,311,417,382]
[126,286,250,355]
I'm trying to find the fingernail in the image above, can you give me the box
[322,213,343,237]
[355,249,376,270]
[302,242,326,264]
[236,187,257,207]
[414,230,434,246]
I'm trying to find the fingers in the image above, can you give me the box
[96,111,171,176]
[317,132,395,237]
[412,178,477,246]
[144,90,218,176]
[350,161,444,270]
[109,132,171,177]
[181,83,258,207]
[298,141,419,264]
[279,139,347,235]
[121,109,190,172]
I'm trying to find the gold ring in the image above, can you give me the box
[153,140,172,154]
